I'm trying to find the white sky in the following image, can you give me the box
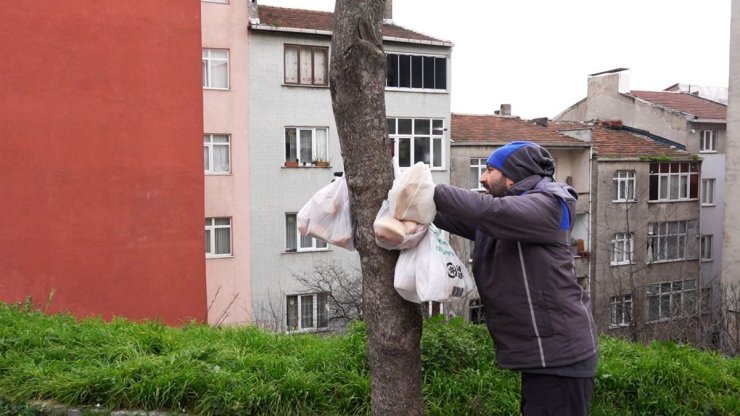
[257,0,731,119]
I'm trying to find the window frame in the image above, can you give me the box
[609,294,632,328]
[205,217,232,257]
[385,52,447,91]
[699,129,717,153]
[612,170,636,202]
[701,178,715,206]
[204,134,231,174]
[285,213,329,253]
[202,48,229,90]
[283,44,329,86]
[286,292,329,332]
[469,298,486,324]
[646,220,688,263]
[610,232,634,266]
[470,157,487,191]
[648,162,699,202]
[387,117,445,170]
[700,234,713,261]
[645,279,697,323]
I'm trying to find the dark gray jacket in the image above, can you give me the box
[434,175,598,370]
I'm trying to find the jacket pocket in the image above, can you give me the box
[532,290,554,338]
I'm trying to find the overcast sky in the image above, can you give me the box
[257,0,731,119]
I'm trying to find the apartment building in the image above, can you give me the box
[448,111,592,322]
[202,0,252,325]
[246,2,452,331]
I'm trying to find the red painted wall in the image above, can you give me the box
[0,0,206,324]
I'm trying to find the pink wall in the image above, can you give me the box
[0,0,207,324]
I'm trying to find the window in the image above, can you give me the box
[646,279,696,322]
[285,127,328,165]
[284,45,328,86]
[204,134,230,174]
[613,170,636,202]
[699,130,717,152]
[609,294,632,327]
[647,221,688,262]
[421,301,445,319]
[205,218,231,257]
[386,53,447,90]
[700,235,713,261]
[387,118,444,169]
[202,49,229,89]
[470,158,487,190]
[285,213,328,252]
[286,293,328,331]
[649,162,699,201]
[611,232,634,265]
[701,178,715,205]
[469,299,486,324]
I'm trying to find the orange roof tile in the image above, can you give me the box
[629,90,726,120]
[551,121,693,159]
[254,6,451,45]
[451,114,587,146]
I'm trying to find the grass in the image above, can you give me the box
[0,302,738,415]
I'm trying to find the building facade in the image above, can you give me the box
[0,0,207,324]
[247,3,453,331]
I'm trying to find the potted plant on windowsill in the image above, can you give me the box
[314,157,330,168]
[284,159,299,168]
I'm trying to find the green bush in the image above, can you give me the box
[0,303,737,415]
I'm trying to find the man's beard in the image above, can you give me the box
[485,176,509,197]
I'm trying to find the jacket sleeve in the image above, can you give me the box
[433,211,477,241]
[434,184,564,244]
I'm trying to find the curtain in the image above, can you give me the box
[299,48,312,84]
[284,47,298,83]
[300,129,312,163]
[215,225,230,255]
[285,129,297,162]
[301,295,314,328]
[203,145,210,171]
[286,296,298,329]
[315,128,328,161]
[286,215,297,250]
[313,49,326,85]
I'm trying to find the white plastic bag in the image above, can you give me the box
[373,201,428,251]
[297,177,354,250]
[394,224,475,303]
[387,162,436,224]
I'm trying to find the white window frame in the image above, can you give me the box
[387,117,445,170]
[283,44,328,86]
[286,293,328,332]
[699,129,717,153]
[612,170,636,202]
[647,221,688,262]
[202,49,229,90]
[202,0,228,3]
[649,163,699,202]
[205,217,232,257]
[285,213,329,252]
[701,178,715,206]
[700,235,713,261]
[385,52,447,91]
[609,294,632,327]
[284,127,329,166]
[610,232,634,266]
[645,279,697,322]
[204,134,231,174]
[470,158,487,191]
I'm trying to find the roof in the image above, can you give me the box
[628,90,727,120]
[451,114,588,147]
[551,121,693,159]
[252,6,452,46]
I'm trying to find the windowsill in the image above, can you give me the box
[206,254,234,259]
[647,258,690,265]
[610,262,635,267]
[701,203,716,207]
[699,150,718,154]
[283,248,332,254]
[647,198,698,204]
[608,323,631,329]
[701,258,713,263]
[385,87,449,94]
[205,172,232,176]
[286,327,331,335]
[282,165,332,169]
[203,87,230,91]
[282,83,329,89]
[611,200,637,204]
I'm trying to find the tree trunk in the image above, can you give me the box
[330,1,424,415]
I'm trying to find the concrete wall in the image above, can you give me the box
[723,0,740,290]
[202,0,252,325]
[0,0,206,324]
[248,30,451,330]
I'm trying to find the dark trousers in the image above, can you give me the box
[520,372,594,416]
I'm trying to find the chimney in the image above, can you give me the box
[248,0,260,25]
[499,104,511,116]
[587,68,630,98]
[384,0,393,21]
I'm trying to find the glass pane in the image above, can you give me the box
[414,119,430,135]
[300,130,312,163]
[202,60,207,87]
[213,145,229,172]
[660,294,670,318]
[422,56,435,89]
[300,233,313,249]
[204,146,210,171]
[386,54,398,87]
[313,49,326,85]
[433,138,442,167]
[285,129,297,162]
[434,57,446,89]
[301,295,314,328]
[398,138,411,167]
[211,50,227,59]
[398,119,412,134]
[669,176,679,199]
[411,55,423,88]
[659,176,668,199]
[387,118,396,134]
[679,176,688,198]
[286,215,297,250]
[299,48,313,84]
[317,293,328,327]
[647,296,659,321]
[315,129,328,161]
[316,238,328,249]
[213,135,228,143]
[414,137,430,164]
[215,227,230,254]
[399,55,411,88]
[432,119,443,133]
[215,218,230,226]
[212,60,228,88]
[284,47,298,83]
[470,166,479,189]
[205,230,211,254]
[286,296,298,329]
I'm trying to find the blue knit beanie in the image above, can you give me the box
[486,141,555,182]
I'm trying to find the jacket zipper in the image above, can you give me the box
[518,241,547,367]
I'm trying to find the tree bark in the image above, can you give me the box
[330,1,424,415]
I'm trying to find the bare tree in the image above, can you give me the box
[293,260,363,330]
[330,1,424,414]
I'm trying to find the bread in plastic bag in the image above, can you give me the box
[373,200,427,251]
[297,177,354,251]
[387,162,436,224]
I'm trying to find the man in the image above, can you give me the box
[433,141,598,416]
